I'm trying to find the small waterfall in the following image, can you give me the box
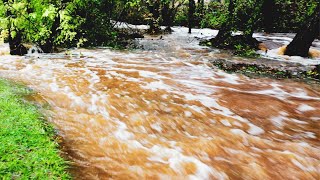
[27,46,43,56]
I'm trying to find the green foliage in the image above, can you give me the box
[0,0,129,49]
[232,0,264,34]
[0,79,70,179]
[272,0,318,32]
[64,0,115,47]
[1,0,58,44]
[119,0,148,25]
[174,5,188,26]
[234,44,259,58]
[0,29,8,43]
[200,2,227,29]
[173,0,318,33]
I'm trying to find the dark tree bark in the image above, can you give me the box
[197,0,204,14]
[212,0,234,43]
[40,14,60,53]
[8,29,28,55]
[285,3,320,57]
[5,0,27,55]
[147,0,161,34]
[188,0,196,33]
[161,1,172,32]
[161,0,183,33]
[245,0,265,38]
[210,0,262,50]
[261,0,275,33]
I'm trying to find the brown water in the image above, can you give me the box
[0,29,319,179]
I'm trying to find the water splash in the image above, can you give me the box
[27,45,43,56]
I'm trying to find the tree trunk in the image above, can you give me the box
[214,0,234,41]
[148,0,161,34]
[285,3,320,57]
[8,29,28,55]
[261,0,275,33]
[210,0,261,50]
[165,0,183,33]
[188,0,196,33]
[5,0,27,56]
[161,3,169,26]
[40,13,60,53]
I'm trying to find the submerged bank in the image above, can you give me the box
[210,58,320,82]
[115,24,320,81]
[0,79,70,179]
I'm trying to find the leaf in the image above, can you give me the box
[10,30,16,39]
[42,5,57,20]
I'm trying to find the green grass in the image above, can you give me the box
[0,79,70,179]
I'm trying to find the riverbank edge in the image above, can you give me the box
[210,58,320,83]
[0,79,71,179]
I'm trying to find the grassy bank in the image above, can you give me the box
[0,79,70,179]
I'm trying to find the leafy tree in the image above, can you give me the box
[285,2,319,57]
[199,1,227,29]
[145,0,161,34]
[0,0,132,54]
[161,0,185,32]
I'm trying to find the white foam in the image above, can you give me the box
[272,130,284,135]
[260,47,320,66]
[230,129,246,135]
[304,132,316,139]
[290,119,308,125]
[184,111,192,117]
[311,117,320,121]
[213,70,240,85]
[232,121,242,127]
[150,123,162,133]
[291,159,317,172]
[139,70,167,79]
[297,142,310,147]
[270,116,286,128]
[297,104,316,112]
[220,120,232,127]
[114,121,134,141]
[148,145,226,180]
[190,105,204,114]
[247,124,264,135]
[143,81,172,91]
[49,83,59,92]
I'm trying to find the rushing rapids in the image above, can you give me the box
[0,28,319,179]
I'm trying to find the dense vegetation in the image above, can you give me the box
[0,79,70,179]
[0,0,319,56]
[0,0,133,52]
[118,0,318,32]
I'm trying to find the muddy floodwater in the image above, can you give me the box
[0,27,319,179]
